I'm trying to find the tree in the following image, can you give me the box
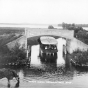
[11,43,26,60]
[62,22,66,29]
[48,25,54,29]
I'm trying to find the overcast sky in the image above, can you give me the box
[0,0,88,24]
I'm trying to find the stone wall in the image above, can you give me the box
[67,38,88,54]
[6,35,27,50]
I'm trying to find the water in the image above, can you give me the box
[0,58,88,88]
[0,61,87,88]
[26,41,71,82]
[0,24,62,29]
[13,60,88,88]
[0,38,88,88]
[19,38,88,87]
[30,38,66,67]
[13,38,88,87]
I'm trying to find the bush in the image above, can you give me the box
[0,43,26,65]
[71,50,88,64]
[10,43,26,60]
[75,30,88,44]
[48,25,54,29]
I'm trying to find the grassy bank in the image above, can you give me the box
[75,29,88,45]
[0,42,28,67]
[70,50,88,66]
[0,27,24,34]
[0,27,28,67]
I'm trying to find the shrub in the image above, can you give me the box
[48,25,54,29]
[10,43,26,60]
[0,43,26,65]
[71,50,88,64]
[75,30,88,44]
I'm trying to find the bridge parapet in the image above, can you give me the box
[25,28,74,39]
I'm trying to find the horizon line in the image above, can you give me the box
[0,23,59,25]
[0,23,88,25]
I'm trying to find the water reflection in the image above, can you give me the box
[1,57,88,88]
[18,66,73,82]
[1,41,88,87]
[27,41,73,82]
[30,43,66,68]
[31,45,42,68]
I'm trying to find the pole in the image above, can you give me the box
[25,28,28,59]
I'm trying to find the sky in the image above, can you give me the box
[0,0,88,24]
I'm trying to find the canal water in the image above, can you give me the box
[0,39,88,88]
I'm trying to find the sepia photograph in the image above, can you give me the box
[0,0,88,88]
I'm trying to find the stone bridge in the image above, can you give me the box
[6,28,88,54]
[25,28,74,39]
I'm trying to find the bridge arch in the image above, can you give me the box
[25,28,74,65]
[25,28,74,56]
